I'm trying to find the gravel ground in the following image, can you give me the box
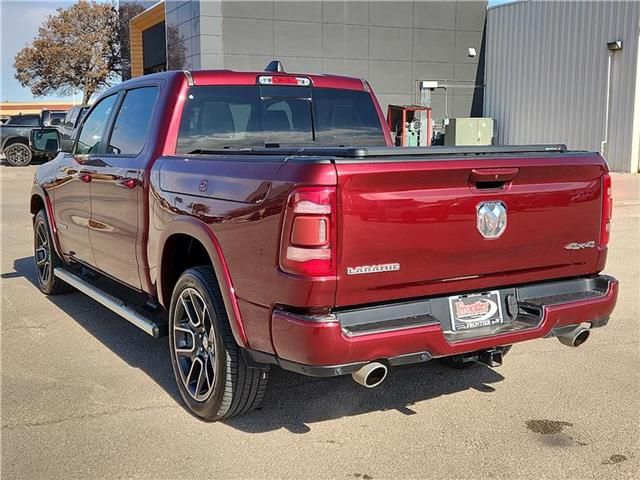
[1,164,638,479]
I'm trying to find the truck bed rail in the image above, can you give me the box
[187,144,569,159]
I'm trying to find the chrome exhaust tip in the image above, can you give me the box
[352,362,388,388]
[558,327,590,347]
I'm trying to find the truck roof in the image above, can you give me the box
[112,69,367,93]
[190,70,366,90]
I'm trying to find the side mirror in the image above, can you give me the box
[30,128,66,154]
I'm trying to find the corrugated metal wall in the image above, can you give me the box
[485,0,640,172]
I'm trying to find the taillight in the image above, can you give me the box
[279,187,336,276]
[600,173,613,247]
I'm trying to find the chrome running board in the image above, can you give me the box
[54,267,163,338]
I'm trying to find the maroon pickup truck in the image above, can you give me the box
[29,67,618,421]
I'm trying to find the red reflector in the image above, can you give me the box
[291,216,329,247]
[121,178,137,189]
[600,173,612,247]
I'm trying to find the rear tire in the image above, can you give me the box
[5,142,32,166]
[33,209,73,295]
[169,266,269,420]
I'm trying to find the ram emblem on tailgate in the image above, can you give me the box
[476,201,507,239]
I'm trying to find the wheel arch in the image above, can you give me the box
[157,217,249,348]
[30,185,64,260]
[2,135,29,151]
[30,192,45,217]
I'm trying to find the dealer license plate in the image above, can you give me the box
[448,290,504,331]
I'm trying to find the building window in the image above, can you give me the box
[142,21,166,75]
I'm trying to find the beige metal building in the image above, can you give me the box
[0,101,74,118]
[484,0,640,172]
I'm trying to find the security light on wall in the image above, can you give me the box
[607,41,622,51]
[468,47,477,58]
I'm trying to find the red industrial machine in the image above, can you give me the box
[387,104,432,147]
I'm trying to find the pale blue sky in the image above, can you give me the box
[1,0,81,102]
[1,0,510,102]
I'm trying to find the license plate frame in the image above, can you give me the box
[448,290,504,331]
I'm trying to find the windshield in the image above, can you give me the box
[176,85,385,153]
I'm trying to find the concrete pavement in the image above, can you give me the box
[1,165,638,479]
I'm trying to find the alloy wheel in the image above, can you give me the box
[7,144,32,166]
[34,220,51,286]
[173,287,218,402]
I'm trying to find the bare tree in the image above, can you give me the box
[118,1,146,81]
[14,0,120,104]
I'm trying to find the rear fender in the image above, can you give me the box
[157,216,249,348]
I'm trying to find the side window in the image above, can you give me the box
[63,109,75,128]
[76,95,118,155]
[50,113,64,126]
[76,107,89,127]
[107,87,159,156]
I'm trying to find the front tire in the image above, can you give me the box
[5,142,33,166]
[34,209,73,295]
[169,266,269,420]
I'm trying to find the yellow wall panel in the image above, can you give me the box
[130,2,166,78]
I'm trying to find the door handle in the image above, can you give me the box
[116,178,138,189]
[77,168,95,183]
[469,168,519,183]
[116,170,139,189]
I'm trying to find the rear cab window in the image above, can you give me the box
[176,84,385,154]
[7,115,40,126]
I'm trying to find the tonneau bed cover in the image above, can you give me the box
[186,144,570,158]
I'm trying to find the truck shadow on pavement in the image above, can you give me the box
[6,256,505,433]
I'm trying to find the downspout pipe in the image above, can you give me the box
[601,51,613,156]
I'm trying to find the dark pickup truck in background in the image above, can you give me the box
[0,110,67,166]
[29,68,618,421]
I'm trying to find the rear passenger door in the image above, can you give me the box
[88,86,159,289]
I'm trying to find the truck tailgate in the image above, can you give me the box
[334,154,606,307]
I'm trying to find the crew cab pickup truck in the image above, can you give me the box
[29,68,618,421]
[1,110,67,166]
